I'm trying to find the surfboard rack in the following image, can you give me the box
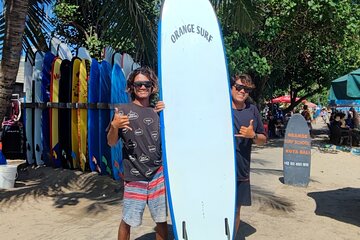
[23,103,37,108]
[24,102,126,110]
[182,221,188,240]
[225,218,230,240]
[96,103,110,109]
[87,103,97,109]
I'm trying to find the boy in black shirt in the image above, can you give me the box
[107,67,167,240]
[231,74,267,236]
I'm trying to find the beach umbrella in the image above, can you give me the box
[329,68,360,100]
[271,95,300,103]
[303,101,317,108]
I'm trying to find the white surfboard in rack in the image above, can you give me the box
[158,0,236,239]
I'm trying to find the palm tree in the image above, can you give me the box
[0,0,51,122]
[52,0,159,66]
[210,0,258,33]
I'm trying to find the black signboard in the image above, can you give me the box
[283,114,311,187]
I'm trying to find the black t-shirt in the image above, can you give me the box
[117,102,162,181]
[233,103,265,181]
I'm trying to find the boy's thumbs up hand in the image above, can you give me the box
[235,119,256,138]
[112,108,132,131]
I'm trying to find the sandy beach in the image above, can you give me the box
[1,120,359,240]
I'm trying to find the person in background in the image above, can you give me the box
[230,74,267,237]
[349,107,360,129]
[267,112,277,138]
[107,67,168,240]
[320,108,327,124]
[301,105,312,136]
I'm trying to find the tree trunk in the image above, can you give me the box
[0,0,29,124]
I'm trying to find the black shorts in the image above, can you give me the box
[236,180,251,207]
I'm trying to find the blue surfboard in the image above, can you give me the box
[99,61,112,176]
[110,63,129,180]
[159,0,236,239]
[41,52,56,166]
[88,59,101,172]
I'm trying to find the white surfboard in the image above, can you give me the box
[131,61,141,71]
[25,52,34,165]
[159,0,236,239]
[58,42,73,61]
[104,46,115,65]
[113,52,122,68]
[121,53,134,80]
[50,37,61,56]
[77,47,92,62]
[33,51,45,166]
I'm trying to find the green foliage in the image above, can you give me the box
[219,0,360,108]
[225,32,271,77]
[53,3,78,24]
[52,0,159,64]
[50,0,360,109]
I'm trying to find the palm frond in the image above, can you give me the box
[0,0,52,57]
[0,4,5,48]
[210,0,258,33]
[102,0,158,66]
[23,0,53,56]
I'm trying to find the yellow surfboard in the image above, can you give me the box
[78,59,90,171]
[50,57,62,167]
[71,57,81,169]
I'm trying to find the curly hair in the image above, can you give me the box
[126,66,159,101]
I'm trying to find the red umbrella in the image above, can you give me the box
[271,95,300,103]
[302,100,317,108]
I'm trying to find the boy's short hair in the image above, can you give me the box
[231,74,255,88]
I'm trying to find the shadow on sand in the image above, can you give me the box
[135,224,174,240]
[134,222,257,240]
[235,221,257,240]
[0,166,123,215]
[308,187,360,227]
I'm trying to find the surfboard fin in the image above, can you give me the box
[225,218,230,240]
[182,221,188,240]
[80,153,86,171]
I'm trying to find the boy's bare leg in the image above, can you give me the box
[118,220,130,240]
[235,206,241,236]
[155,222,168,240]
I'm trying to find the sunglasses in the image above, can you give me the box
[133,81,153,89]
[233,83,253,93]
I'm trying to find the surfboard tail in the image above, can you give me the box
[51,143,62,168]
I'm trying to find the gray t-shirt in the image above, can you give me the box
[117,102,162,181]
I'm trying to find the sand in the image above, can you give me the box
[0,121,359,240]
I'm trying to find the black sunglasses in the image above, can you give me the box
[133,81,153,89]
[233,83,253,93]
